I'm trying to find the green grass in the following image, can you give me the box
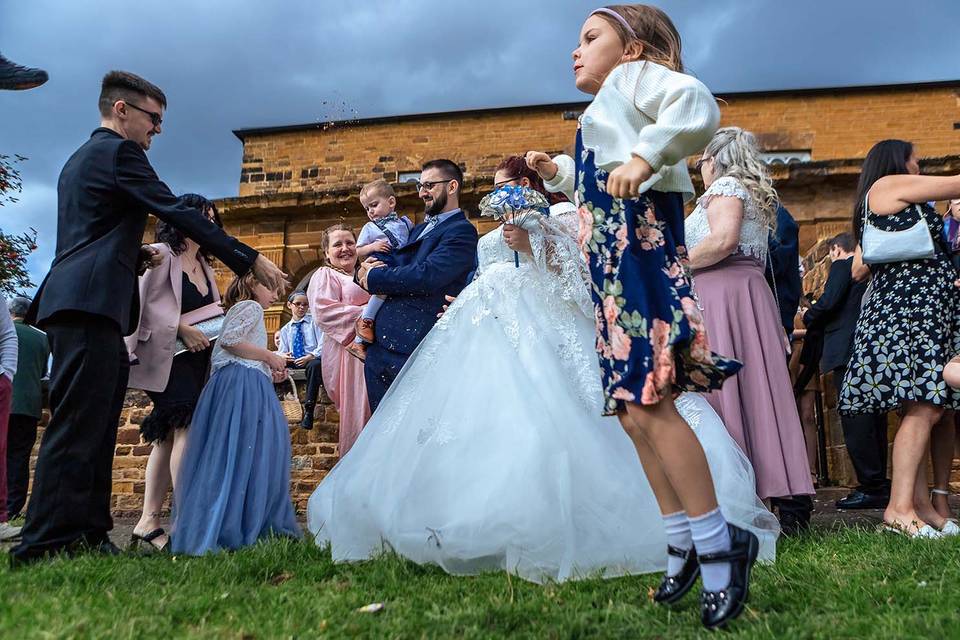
[3,526,960,639]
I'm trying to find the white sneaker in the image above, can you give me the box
[0,522,22,541]
[940,519,960,536]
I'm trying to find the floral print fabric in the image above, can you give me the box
[840,202,960,414]
[574,130,741,415]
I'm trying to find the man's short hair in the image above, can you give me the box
[828,232,855,253]
[8,296,31,317]
[359,179,396,201]
[98,70,167,117]
[421,159,464,193]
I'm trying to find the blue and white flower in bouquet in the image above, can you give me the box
[480,185,551,267]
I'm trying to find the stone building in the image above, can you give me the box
[25,80,960,515]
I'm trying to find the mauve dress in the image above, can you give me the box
[307,267,372,457]
[686,177,814,500]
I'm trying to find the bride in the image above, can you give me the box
[307,187,778,584]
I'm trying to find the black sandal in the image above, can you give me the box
[129,527,169,553]
[698,523,759,630]
[653,545,700,605]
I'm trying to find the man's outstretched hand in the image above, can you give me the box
[252,254,290,293]
[136,244,164,275]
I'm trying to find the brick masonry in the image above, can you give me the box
[18,83,960,515]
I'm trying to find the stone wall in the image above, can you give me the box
[236,84,960,198]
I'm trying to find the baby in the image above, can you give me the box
[348,179,413,361]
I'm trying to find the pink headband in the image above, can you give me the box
[591,7,637,39]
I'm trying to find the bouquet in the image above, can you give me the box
[479,185,550,267]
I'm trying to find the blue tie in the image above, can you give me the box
[292,322,306,359]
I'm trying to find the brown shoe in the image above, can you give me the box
[356,317,376,343]
[346,342,367,362]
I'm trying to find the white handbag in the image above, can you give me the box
[861,194,935,265]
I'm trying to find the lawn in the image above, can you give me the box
[2,526,960,639]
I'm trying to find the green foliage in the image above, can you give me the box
[2,528,960,639]
[0,154,37,296]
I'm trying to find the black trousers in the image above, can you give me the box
[10,313,128,559]
[290,358,323,405]
[833,366,890,495]
[5,413,39,519]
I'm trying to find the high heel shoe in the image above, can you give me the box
[653,545,699,605]
[698,524,759,630]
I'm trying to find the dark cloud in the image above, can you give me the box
[1,0,957,292]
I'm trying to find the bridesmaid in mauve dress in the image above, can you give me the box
[685,128,815,503]
[307,223,371,457]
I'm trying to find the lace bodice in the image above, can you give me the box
[211,299,271,379]
[684,176,769,262]
[422,209,603,411]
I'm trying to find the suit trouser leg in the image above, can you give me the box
[6,414,38,519]
[0,376,11,523]
[303,358,323,405]
[364,345,407,414]
[833,367,890,494]
[11,314,127,558]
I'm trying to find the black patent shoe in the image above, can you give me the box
[653,545,699,605]
[698,524,759,630]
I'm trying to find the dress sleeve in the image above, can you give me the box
[219,300,264,347]
[307,268,366,346]
[543,154,577,203]
[528,209,593,318]
[703,177,750,206]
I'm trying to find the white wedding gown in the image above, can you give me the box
[307,208,779,584]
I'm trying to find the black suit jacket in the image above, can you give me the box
[803,256,866,374]
[766,205,802,335]
[30,128,258,336]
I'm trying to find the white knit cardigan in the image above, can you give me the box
[546,60,720,203]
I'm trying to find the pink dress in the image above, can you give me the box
[307,267,371,457]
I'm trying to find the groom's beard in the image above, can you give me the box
[423,189,448,217]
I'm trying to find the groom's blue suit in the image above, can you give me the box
[364,209,478,411]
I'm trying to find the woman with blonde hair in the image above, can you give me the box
[685,126,815,509]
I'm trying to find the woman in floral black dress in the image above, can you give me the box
[840,139,960,537]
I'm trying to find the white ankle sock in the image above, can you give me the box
[663,510,693,577]
[689,508,732,591]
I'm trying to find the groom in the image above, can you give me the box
[358,159,478,411]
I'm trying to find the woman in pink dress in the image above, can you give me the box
[307,223,371,456]
[684,128,815,507]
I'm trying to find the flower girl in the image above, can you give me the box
[171,274,300,555]
[527,4,757,629]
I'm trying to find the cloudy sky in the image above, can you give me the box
[1,0,958,292]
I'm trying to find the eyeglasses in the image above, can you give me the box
[125,101,163,128]
[290,301,309,307]
[493,176,520,188]
[416,179,454,191]
[694,156,712,171]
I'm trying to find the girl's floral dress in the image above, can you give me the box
[575,129,741,415]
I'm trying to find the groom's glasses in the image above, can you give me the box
[125,101,163,128]
[416,179,454,192]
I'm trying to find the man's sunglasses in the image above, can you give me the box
[125,101,163,128]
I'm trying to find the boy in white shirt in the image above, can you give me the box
[276,291,323,429]
[348,180,413,361]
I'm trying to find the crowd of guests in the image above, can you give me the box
[4,3,960,631]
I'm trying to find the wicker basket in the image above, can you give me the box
[279,376,303,423]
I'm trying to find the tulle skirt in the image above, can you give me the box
[307,266,778,583]
[171,363,300,555]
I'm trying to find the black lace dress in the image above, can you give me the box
[140,272,214,443]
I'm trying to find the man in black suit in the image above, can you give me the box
[804,232,889,510]
[10,71,286,566]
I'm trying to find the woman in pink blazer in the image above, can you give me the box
[125,194,223,552]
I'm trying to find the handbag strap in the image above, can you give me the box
[286,375,300,402]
